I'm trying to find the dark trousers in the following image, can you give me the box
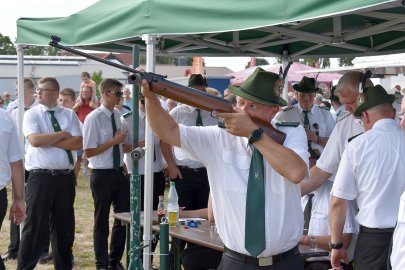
[0,188,8,270]
[17,171,75,270]
[218,252,304,270]
[90,169,130,269]
[174,167,210,211]
[354,226,394,270]
[7,170,30,256]
[305,260,353,270]
[180,245,222,270]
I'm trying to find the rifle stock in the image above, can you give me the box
[49,35,286,145]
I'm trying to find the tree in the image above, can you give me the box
[338,57,354,67]
[300,58,330,68]
[0,34,17,55]
[245,58,269,68]
[91,70,103,97]
[25,46,59,56]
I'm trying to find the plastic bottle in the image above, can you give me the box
[167,181,179,227]
[157,195,165,223]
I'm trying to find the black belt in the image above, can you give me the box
[177,166,206,173]
[360,225,395,234]
[223,245,299,266]
[92,167,124,173]
[31,169,72,176]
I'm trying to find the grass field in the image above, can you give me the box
[0,173,160,269]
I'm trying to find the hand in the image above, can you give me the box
[164,164,182,180]
[112,130,128,145]
[306,129,318,142]
[141,79,156,99]
[330,248,349,270]
[216,107,257,138]
[9,199,26,225]
[178,207,187,218]
[61,131,73,139]
[299,235,310,245]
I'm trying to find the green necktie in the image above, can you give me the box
[111,113,121,170]
[48,110,74,165]
[245,146,265,258]
[303,110,317,157]
[196,109,203,126]
[303,193,314,235]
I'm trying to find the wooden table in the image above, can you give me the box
[114,212,330,268]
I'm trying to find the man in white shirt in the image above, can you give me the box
[18,77,82,270]
[83,79,130,270]
[142,67,309,269]
[330,85,405,270]
[0,110,25,270]
[390,96,405,270]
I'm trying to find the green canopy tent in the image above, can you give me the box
[15,1,405,269]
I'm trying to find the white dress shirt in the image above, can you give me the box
[316,113,364,175]
[275,104,335,154]
[6,99,18,114]
[83,104,130,169]
[123,110,165,174]
[23,104,82,170]
[0,110,22,190]
[302,180,359,261]
[170,104,218,168]
[391,191,405,270]
[331,119,405,228]
[179,120,309,257]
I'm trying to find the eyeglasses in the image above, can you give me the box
[36,88,58,93]
[105,90,123,97]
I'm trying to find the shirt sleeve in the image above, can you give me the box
[120,117,131,145]
[8,118,22,163]
[325,112,336,137]
[83,114,99,150]
[316,123,342,174]
[331,146,358,200]
[23,109,41,137]
[282,125,310,169]
[69,111,82,137]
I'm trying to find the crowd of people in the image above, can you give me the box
[0,68,404,270]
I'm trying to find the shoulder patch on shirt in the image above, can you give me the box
[122,111,132,119]
[318,105,330,111]
[336,111,351,122]
[282,106,294,111]
[275,121,300,127]
[348,132,364,143]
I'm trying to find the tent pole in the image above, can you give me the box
[16,44,25,238]
[128,45,143,270]
[142,34,157,270]
[281,50,290,103]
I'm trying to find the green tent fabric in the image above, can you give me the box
[16,0,405,58]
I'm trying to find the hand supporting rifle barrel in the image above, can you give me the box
[49,35,286,145]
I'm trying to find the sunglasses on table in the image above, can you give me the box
[105,90,124,97]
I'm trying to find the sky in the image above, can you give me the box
[1,0,335,72]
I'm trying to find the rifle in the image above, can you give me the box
[49,35,286,145]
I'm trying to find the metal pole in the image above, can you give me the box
[17,45,25,151]
[128,45,143,270]
[159,222,169,270]
[142,34,157,270]
[282,50,289,103]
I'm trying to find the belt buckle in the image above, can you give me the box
[258,256,273,266]
[51,170,59,176]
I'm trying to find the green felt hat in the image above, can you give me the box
[354,85,395,117]
[293,76,319,93]
[188,74,208,87]
[228,67,287,106]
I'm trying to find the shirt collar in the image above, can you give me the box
[372,118,398,129]
[100,104,114,118]
[40,103,60,113]
[297,103,314,114]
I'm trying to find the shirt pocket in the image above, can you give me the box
[221,149,250,193]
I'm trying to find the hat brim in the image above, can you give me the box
[228,85,287,106]
[293,84,318,93]
[354,95,395,117]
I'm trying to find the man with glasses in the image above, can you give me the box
[82,78,130,270]
[18,77,82,270]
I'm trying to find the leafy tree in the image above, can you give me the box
[0,34,17,55]
[25,46,59,56]
[338,57,354,67]
[91,70,103,97]
[245,58,269,68]
[300,58,330,68]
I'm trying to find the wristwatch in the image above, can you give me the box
[328,241,343,249]
[248,128,264,144]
